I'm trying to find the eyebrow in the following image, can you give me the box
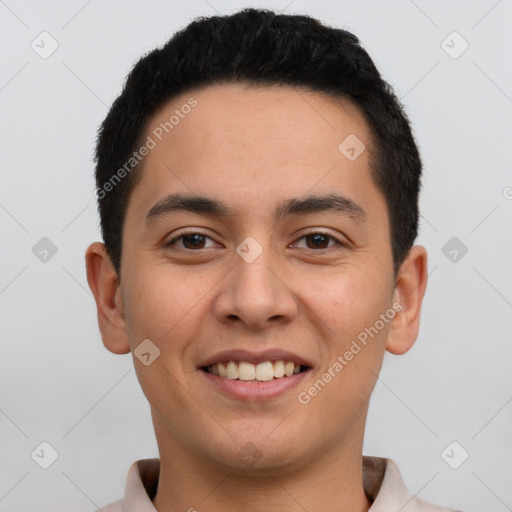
[145,192,367,224]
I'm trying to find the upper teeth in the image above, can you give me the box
[207,360,302,381]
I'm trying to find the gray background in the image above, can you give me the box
[1,0,511,510]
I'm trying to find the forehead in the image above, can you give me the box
[145,83,371,161]
[129,84,382,223]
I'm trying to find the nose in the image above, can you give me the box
[212,240,298,331]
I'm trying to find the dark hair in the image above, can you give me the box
[94,8,422,276]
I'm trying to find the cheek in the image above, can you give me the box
[121,264,205,345]
[121,267,205,410]
[304,266,393,340]
[302,266,393,404]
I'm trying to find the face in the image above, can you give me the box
[88,84,426,475]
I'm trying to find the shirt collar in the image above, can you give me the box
[120,456,446,512]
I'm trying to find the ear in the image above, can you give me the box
[85,242,131,354]
[386,245,428,355]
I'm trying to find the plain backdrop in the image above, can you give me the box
[1,1,511,511]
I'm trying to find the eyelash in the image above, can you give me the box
[166,230,345,251]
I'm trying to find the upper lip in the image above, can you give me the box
[198,349,313,368]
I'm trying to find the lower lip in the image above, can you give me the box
[199,368,312,401]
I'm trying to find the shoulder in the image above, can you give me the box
[412,495,464,512]
[96,498,124,512]
[363,456,464,512]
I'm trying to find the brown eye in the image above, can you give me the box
[166,232,216,250]
[305,233,330,249]
[293,232,343,250]
[181,233,207,249]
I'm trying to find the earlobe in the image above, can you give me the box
[85,242,131,355]
[386,245,428,355]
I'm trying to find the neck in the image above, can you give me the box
[151,413,371,512]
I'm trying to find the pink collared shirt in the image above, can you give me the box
[97,456,462,512]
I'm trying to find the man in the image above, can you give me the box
[86,8,462,512]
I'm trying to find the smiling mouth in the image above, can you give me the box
[201,360,311,382]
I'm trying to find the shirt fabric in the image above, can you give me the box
[97,456,462,512]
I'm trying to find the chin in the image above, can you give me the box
[205,431,310,476]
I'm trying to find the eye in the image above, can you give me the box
[165,230,345,251]
[166,231,218,250]
[292,232,344,250]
